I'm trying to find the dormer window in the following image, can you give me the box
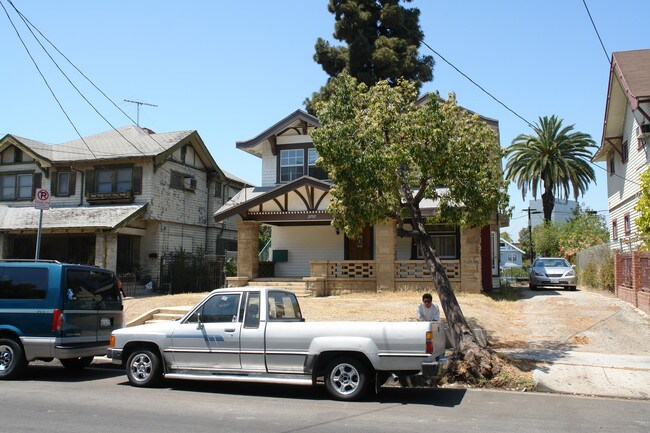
[280,149,304,182]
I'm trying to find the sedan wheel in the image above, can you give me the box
[126,349,162,387]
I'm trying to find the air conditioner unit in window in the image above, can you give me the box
[640,123,650,136]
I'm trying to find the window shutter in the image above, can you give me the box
[52,172,59,196]
[85,169,95,193]
[132,166,143,194]
[69,171,76,195]
[31,172,42,200]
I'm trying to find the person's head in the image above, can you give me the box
[422,293,433,306]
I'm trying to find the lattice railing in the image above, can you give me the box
[327,261,375,279]
[395,260,460,280]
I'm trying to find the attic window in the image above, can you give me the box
[621,141,629,164]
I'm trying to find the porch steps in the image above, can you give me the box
[129,306,192,327]
[248,279,310,297]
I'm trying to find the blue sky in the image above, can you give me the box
[1,1,647,240]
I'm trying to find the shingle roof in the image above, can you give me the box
[613,49,650,100]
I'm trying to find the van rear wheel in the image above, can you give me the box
[60,356,94,370]
[0,337,27,380]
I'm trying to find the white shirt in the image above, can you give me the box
[416,302,440,321]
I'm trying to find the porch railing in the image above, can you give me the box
[395,260,460,280]
[327,261,375,278]
[314,259,460,280]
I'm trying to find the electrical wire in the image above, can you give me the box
[581,0,610,64]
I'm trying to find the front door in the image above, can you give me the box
[345,226,373,260]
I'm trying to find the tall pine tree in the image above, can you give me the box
[305,0,434,113]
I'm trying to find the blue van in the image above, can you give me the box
[0,260,124,379]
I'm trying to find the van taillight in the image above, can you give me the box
[52,309,63,332]
[426,331,433,354]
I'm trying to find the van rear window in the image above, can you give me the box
[66,269,119,309]
[0,267,48,299]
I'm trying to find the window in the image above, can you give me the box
[507,253,518,262]
[308,148,328,180]
[0,267,48,299]
[612,219,618,241]
[0,173,33,201]
[268,291,302,321]
[215,181,222,198]
[624,214,631,235]
[621,141,629,164]
[280,149,304,182]
[53,171,76,196]
[609,156,615,176]
[170,171,183,190]
[413,225,460,259]
[244,292,261,328]
[96,167,132,193]
[186,293,241,323]
[65,269,119,310]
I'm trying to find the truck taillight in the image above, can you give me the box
[426,330,433,354]
[51,309,63,332]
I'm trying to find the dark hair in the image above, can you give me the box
[422,293,433,301]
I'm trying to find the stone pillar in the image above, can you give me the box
[460,226,482,293]
[95,233,118,272]
[375,219,396,291]
[236,221,261,280]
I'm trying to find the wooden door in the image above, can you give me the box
[345,226,373,260]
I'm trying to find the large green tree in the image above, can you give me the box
[559,206,608,262]
[504,115,597,221]
[312,73,509,381]
[305,0,434,113]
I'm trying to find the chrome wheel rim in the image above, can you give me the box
[130,353,152,382]
[0,344,14,372]
[329,362,360,396]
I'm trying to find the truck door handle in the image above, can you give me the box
[225,328,235,333]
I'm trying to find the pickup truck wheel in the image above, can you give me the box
[325,357,368,401]
[60,356,94,370]
[0,338,27,380]
[126,349,162,387]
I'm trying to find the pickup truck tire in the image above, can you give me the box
[126,349,162,387]
[60,356,94,370]
[325,357,369,401]
[0,337,27,380]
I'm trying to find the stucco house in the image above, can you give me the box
[592,49,650,251]
[214,102,507,295]
[0,125,246,286]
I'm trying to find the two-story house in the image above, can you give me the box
[592,49,650,251]
[0,125,246,286]
[214,103,507,295]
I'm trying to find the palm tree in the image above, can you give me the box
[504,115,596,221]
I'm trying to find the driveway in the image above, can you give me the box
[502,287,650,398]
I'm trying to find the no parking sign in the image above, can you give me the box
[35,188,50,210]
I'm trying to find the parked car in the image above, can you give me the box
[0,260,124,379]
[529,257,576,291]
[108,286,447,401]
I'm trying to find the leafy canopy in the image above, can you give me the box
[636,167,650,249]
[311,73,509,238]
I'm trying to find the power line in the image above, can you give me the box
[581,0,610,64]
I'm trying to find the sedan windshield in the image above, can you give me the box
[534,258,570,268]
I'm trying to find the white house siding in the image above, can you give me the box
[396,235,413,260]
[261,146,276,187]
[607,103,650,250]
[271,225,343,277]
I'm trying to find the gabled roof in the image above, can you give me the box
[594,49,650,161]
[236,110,320,158]
[214,176,331,223]
[500,238,524,254]
[0,126,225,178]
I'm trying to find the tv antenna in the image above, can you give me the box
[124,99,158,126]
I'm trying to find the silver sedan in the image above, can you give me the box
[529,257,577,291]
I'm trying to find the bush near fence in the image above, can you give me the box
[576,243,614,292]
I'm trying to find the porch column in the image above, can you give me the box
[95,233,118,272]
[375,219,396,291]
[460,226,482,293]
[236,220,261,281]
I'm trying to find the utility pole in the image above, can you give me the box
[523,207,542,261]
[124,99,157,126]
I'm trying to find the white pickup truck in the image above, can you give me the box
[108,286,447,400]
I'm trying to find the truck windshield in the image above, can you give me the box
[268,291,302,321]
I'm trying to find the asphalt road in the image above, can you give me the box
[1,362,649,433]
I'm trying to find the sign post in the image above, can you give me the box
[34,189,50,260]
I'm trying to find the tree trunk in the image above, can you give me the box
[541,190,554,222]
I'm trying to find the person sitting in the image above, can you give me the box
[416,293,440,321]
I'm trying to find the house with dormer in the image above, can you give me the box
[214,103,507,295]
[0,125,246,286]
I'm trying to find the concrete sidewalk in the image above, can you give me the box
[503,349,650,399]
